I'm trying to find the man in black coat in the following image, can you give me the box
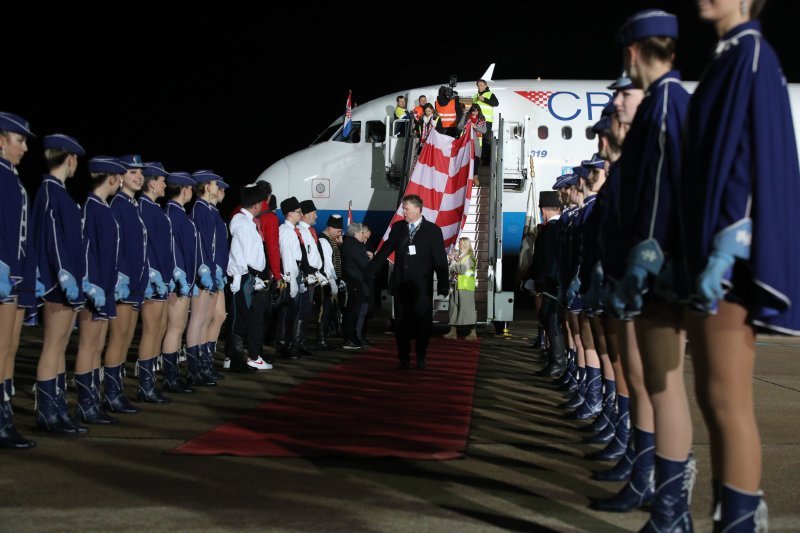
[340,223,372,349]
[367,194,449,369]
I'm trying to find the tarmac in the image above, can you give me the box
[1,304,798,532]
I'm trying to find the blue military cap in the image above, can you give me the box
[88,157,127,175]
[617,9,678,46]
[43,134,86,156]
[0,112,35,138]
[592,116,612,134]
[217,179,230,189]
[601,102,615,118]
[552,174,574,190]
[142,161,171,178]
[119,154,145,169]
[572,166,589,179]
[167,171,196,187]
[192,170,222,183]
[582,153,606,169]
[608,75,635,91]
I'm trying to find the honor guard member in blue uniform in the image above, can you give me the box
[105,154,148,414]
[207,177,229,370]
[136,162,174,404]
[75,157,126,426]
[0,112,36,449]
[680,1,799,529]
[297,200,328,354]
[595,12,695,530]
[162,172,200,391]
[277,196,304,358]
[188,170,224,382]
[30,134,88,435]
[367,194,449,370]
[227,183,272,371]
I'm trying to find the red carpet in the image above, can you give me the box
[172,338,481,459]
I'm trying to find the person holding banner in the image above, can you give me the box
[443,237,478,340]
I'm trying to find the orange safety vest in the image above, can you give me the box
[436,100,457,127]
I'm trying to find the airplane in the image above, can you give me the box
[256,64,800,324]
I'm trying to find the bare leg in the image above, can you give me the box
[579,314,600,369]
[139,300,166,360]
[614,318,654,432]
[105,304,138,367]
[603,315,629,396]
[36,303,77,381]
[163,294,190,354]
[566,312,585,368]
[186,291,211,347]
[589,315,614,381]
[206,291,227,344]
[75,311,108,374]
[0,304,18,387]
[4,308,25,385]
[687,301,760,491]
[635,301,691,459]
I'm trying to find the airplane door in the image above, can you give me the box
[501,120,527,191]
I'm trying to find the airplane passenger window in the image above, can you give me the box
[585,127,596,140]
[333,121,361,144]
[538,126,548,140]
[561,126,572,140]
[366,121,385,143]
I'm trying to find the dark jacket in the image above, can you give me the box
[530,217,561,295]
[367,217,448,296]
[341,235,371,297]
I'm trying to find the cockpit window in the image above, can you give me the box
[312,121,343,145]
[333,121,361,144]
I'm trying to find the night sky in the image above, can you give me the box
[5,2,794,212]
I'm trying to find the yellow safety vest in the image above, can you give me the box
[474,90,494,123]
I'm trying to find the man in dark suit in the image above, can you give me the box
[367,194,449,369]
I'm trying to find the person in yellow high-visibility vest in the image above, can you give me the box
[475,79,499,165]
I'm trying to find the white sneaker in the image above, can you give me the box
[223,357,231,370]
[247,356,273,370]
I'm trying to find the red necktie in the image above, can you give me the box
[309,227,319,244]
[294,226,305,246]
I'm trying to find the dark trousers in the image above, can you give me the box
[394,281,433,362]
[230,275,270,359]
[343,286,366,344]
[539,295,565,358]
[276,294,298,346]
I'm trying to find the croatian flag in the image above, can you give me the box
[342,90,353,138]
[379,124,475,262]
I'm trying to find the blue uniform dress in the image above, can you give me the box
[577,194,600,313]
[557,205,579,301]
[599,162,624,281]
[83,194,119,319]
[681,21,800,334]
[211,204,229,291]
[109,191,148,310]
[0,157,30,306]
[30,175,86,307]
[616,71,689,302]
[567,199,595,313]
[191,199,217,292]
[165,200,198,295]
[139,196,175,302]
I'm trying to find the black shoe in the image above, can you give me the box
[343,341,362,350]
[416,359,427,370]
[398,360,411,370]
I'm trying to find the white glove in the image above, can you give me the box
[253,278,266,292]
[315,272,328,286]
[330,278,338,294]
[230,274,242,294]
[523,279,536,293]
[305,274,318,286]
[290,278,299,298]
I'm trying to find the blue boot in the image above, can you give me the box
[162,352,193,393]
[75,371,118,424]
[103,364,140,414]
[640,454,696,532]
[568,366,603,420]
[560,367,586,409]
[593,426,635,481]
[558,349,578,388]
[585,379,617,433]
[590,428,655,512]
[203,342,225,381]
[136,357,172,404]
[0,392,36,449]
[716,484,768,533]
[35,378,79,434]
[57,373,88,434]
[589,395,630,461]
[186,345,216,387]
